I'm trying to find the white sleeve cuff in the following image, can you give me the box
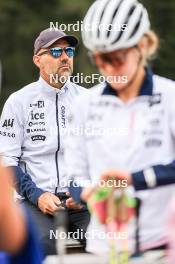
[143,168,157,188]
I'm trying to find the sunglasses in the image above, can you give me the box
[88,46,137,67]
[37,47,75,58]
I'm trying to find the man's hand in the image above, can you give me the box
[38,192,61,215]
[101,169,132,186]
[65,192,83,210]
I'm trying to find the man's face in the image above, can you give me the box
[33,39,74,83]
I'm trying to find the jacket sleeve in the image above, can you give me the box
[0,94,23,166]
[12,166,45,205]
[0,94,45,205]
[64,95,91,189]
[132,91,175,191]
[132,162,175,191]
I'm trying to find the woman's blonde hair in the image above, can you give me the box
[142,30,160,66]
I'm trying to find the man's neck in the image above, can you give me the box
[40,72,66,90]
[117,68,145,102]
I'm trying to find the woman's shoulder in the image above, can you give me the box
[153,74,175,95]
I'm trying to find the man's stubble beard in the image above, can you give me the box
[57,66,73,77]
[56,66,73,83]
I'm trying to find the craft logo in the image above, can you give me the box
[61,106,66,128]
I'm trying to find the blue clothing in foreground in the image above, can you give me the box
[0,208,43,264]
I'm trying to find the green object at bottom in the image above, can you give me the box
[109,248,129,264]
[94,187,112,201]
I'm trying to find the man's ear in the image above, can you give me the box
[33,55,40,68]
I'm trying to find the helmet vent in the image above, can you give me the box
[128,11,143,39]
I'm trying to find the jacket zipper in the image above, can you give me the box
[55,93,60,194]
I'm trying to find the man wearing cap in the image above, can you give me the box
[0,28,89,256]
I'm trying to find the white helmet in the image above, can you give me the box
[82,0,150,53]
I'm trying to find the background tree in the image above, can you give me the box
[0,0,175,108]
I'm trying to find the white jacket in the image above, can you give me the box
[0,77,88,201]
[65,70,175,253]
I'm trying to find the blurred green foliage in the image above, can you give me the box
[0,0,175,107]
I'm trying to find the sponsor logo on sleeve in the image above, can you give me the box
[2,119,14,129]
[0,131,15,138]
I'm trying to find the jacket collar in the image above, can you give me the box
[102,68,153,97]
[38,76,69,95]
